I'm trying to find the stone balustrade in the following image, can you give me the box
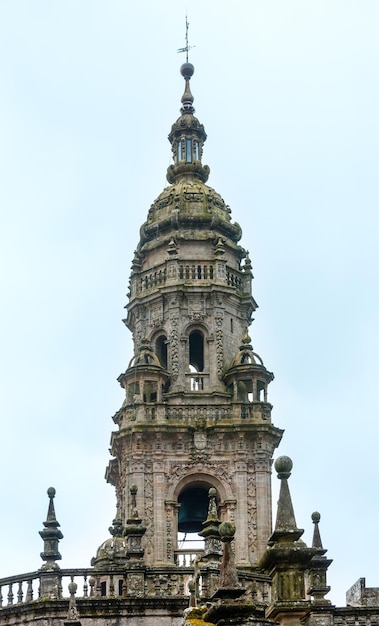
[0,563,200,606]
[129,261,248,298]
[0,569,91,607]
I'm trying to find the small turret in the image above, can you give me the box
[167,63,210,184]
[224,331,274,421]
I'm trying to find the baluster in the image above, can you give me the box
[88,576,95,597]
[26,579,33,602]
[0,584,3,607]
[7,583,14,605]
[83,574,88,598]
[17,581,23,603]
[67,576,79,620]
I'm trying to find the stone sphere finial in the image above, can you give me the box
[274,456,293,479]
[312,511,321,524]
[130,484,138,495]
[180,62,194,80]
[219,521,236,541]
[47,487,56,498]
[208,487,217,498]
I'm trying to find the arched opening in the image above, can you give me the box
[189,330,204,372]
[186,138,192,163]
[178,486,209,533]
[155,334,168,369]
[177,484,210,563]
[237,379,253,402]
[143,380,157,402]
[257,379,266,402]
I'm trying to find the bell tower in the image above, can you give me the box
[105,62,283,572]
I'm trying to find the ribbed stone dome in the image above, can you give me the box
[139,179,242,248]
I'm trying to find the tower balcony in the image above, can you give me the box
[129,261,252,299]
[112,401,273,429]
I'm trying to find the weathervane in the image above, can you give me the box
[177,15,195,63]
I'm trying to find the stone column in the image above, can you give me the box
[254,456,272,561]
[234,461,250,566]
[153,460,166,563]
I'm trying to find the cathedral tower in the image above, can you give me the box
[104,62,283,574]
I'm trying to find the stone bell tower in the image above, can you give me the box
[105,61,283,572]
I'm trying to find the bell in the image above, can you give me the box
[178,488,209,533]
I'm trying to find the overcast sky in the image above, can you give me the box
[1,1,378,607]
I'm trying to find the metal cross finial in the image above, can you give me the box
[177,15,195,62]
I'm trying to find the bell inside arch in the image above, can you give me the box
[178,487,209,533]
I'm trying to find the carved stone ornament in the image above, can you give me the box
[188,298,206,321]
[194,431,207,450]
[150,302,163,326]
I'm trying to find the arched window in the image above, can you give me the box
[155,335,168,370]
[189,330,204,372]
[186,138,192,163]
[177,140,183,162]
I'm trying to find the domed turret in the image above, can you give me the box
[223,331,274,420]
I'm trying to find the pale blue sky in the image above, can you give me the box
[0,1,378,606]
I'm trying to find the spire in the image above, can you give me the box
[39,487,63,570]
[259,459,318,626]
[177,17,196,114]
[198,488,222,564]
[167,62,209,184]
[39,487,64,599]
[273,455,300,538]
[311,511,323,549]
[307,512,333,605]
[180,63,195,114]
[124,484,146,561]
[213,521,244,599]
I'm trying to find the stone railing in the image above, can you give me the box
[0,563,273,610]
[129,261,248,298]
[122,403,271,426]
[0,571,39,606]
[174,548,203,567]
[0,569,92,607]
[226,268,242,290]
[165,405,232,423]
[0,563,209,606]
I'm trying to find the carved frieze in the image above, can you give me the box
[126,573,144,596]
[164,501,176,563]
[170,316,179,378]
[247,466,257,563]
[215,315,224,376]
[167,459,233,489]
[150,301,163,327]
[143,462,154,558]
